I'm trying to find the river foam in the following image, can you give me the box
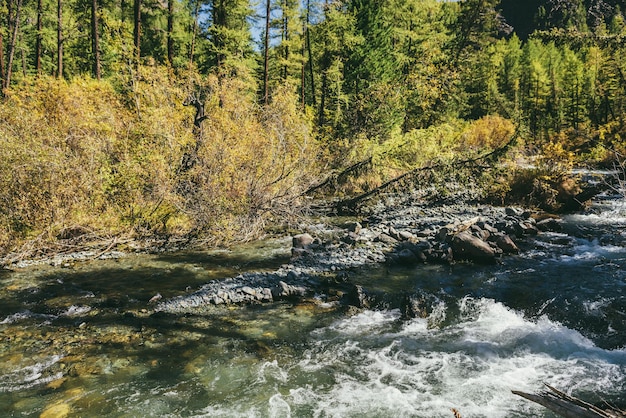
[279,298,626,417]
[178,297,625,417]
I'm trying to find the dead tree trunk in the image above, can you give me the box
[180,93,209,172]
[333,130,520,215]
[513,384,625,418]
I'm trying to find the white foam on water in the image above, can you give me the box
[560,238,625,262]
[256,360,289,385]
[282,298,626,417]
[0,355,64,393]
[567,199,626,225]
[323,309,401,335]
[0,310,56,324]
[60,305,92,317]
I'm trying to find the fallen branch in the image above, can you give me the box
[513,384,626,418]
[91,237,119,260]
[335,130,520,214]
[304,157,373,196]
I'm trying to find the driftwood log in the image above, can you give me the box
[513,384,626,418]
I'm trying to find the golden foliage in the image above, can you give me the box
[459,115,516,151]
[182,79,318,240]
[0,70,318,252]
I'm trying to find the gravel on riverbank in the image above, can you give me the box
[155,195,562,314]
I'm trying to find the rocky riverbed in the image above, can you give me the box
[156,194,563,315]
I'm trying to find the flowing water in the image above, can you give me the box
[1,199,625,417]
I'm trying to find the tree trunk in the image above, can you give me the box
[188,0,199,70]
[133,0,141,64]
[167,0,174,66]
[0,34,5,89]
[91,0,101,79]
[5,0,23,89]
[57,0,63,78]
[263,0,270,104]
[282,0,288,80]
[306,0,315,106]
[36,0,43,75]
[306,0,317,106]
[213,0,226,69]
[300,17,305,107]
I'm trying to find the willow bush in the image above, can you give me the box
[181,78,318,241]
[0,70,319,252]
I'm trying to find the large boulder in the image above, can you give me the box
[292,233,314,249]
[451,231,497,262]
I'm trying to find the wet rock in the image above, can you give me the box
[401,294,429,320]
[395,249,421,265]
[271,281,306,299]
[514,221,539,237]
[40,402,71,418]
[470,224,491,241]
[292,233,314,249]
[347,285,372,309]
[536,217,562,232]
[451,231,497,262]
[490,233,519,254]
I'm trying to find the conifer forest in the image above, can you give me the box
[1,0,625,252]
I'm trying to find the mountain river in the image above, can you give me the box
[0,196,625,417]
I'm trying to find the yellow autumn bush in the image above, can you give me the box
[0,69,319,253]
[459,115,516,151]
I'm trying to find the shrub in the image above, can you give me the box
[0,70,319,253]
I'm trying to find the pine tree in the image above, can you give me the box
[203,0,255,78]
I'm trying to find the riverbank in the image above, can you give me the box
[155,191,566,314]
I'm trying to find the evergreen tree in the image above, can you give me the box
[311,0,361,133]
[561,45,585,129]
[202,0,256,78]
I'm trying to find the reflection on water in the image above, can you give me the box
[0,208,625,417]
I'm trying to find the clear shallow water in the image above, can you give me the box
[1,203,625,417]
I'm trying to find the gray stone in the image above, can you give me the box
[293,233,314,249]
[451,231,496,262]
[344,221,362,234]
[491,233,519,254]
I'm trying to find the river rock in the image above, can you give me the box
[401,294,429,319]
[375,233,398,244]
[394,248,421,265]
[490,233,519,254]
[451,231,497,262]
[344,221,362,234]
[271,281,306,299]
[536,217,562,232]
[347,285,372,309]
[293,233,314,249]
[40,402,71,418]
